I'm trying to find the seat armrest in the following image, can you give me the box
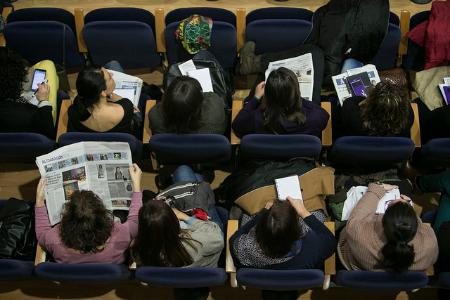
[35,244,47,266]
[321,102,332,147]
[56,99,73,141]
[410,102,421,148]
[74,8,87,53]
[226,219,238,287]
[323,221,336,290]
[231,100,243,145]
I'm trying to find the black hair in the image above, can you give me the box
[0,48,29,103]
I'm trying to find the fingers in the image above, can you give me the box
[129,163,142,174]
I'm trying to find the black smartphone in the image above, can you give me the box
[31,69,47,92]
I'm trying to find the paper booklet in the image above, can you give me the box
[275,175,302,201]
[332,64,381,105]
[36,142,133,225]
[265,53,314,101]
[107,69,143,108]
[177,59,214,93]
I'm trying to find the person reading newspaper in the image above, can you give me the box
[34,163,143,264]
[232,67,329,138]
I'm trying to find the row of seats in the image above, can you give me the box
[0,6,428,71]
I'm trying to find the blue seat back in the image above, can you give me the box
[0,133,55,163]
[135,266,227,288]
[7,7,76,34]
[58,132,143,160]
[329,136,415,170]
[165,7,236,26]
[371,22,401,70]
[35,262,129,283]
[82,21,161,69]
[420,138,450,167]
[246,7,313,23]
[165,21,237,69]
[85,7,155,30]
[4,21,83,68]
[438,272,450,289]
[0,259,34,281]
[149,134,231,165]
[403,11,430,71]
[237,268,324,290]
[240,134,321,161]
[336,270,428,290]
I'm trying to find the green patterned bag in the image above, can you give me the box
[175,15,213,54]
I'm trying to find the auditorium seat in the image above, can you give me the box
[0,133,56,163]
[402,10,430,71]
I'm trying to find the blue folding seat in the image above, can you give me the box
[0,133,56,163]
[403,11,430,71]
[245,7,313,55]
[4,8,84,68]
[239,134,321,161]
[419,138,450,168]
[58,132,143,161]
[164,7,237,70]
[329,136,415,171]
[83,8,161,69]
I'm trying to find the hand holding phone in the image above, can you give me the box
[35,82,50,102]
[31,69,47,92]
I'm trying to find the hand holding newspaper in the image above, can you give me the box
[36,142,134,225]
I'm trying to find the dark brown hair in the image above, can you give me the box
[59,190,113,253]
[360,82,410,136]
[262,67,306,133]
[256,201,302,258]
[0,48,29,103]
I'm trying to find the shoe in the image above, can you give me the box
[237,41,262,75]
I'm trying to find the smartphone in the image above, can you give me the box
[349,77,367,97]
[31,69,47,92]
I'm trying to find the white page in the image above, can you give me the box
[114,88,135,102]
[178,60,197,76]
[375,188,401,214]
[341,186,368,221]
[187,68,214,92]
[275,175,302,201]
[107,69,142,107]
[444,77,450,85]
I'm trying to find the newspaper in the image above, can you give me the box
[36,142,133,226]
[265,53,314,101]
[332,64,381,105]
[107,69,143,107]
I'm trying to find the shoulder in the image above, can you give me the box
[116,98,134,112]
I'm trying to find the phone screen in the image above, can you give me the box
[349,77,367,97]
[31,69,47,92]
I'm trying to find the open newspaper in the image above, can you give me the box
[107,69,143,107]
[332,64,381,105]
[265,53,314,101]
[36,142,133,226]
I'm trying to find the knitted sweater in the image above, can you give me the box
[338,184,438,271]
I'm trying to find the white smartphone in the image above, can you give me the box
[31,69,47,92]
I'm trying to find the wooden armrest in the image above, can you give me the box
[236,8,246,51]
[226,220,238,287]
[324,221,336,276]
[321,102,332,147]
[143,99,156,143]
[74,8,87,53]
[56,99,73,141]
[155,8,165,53]
[231,100,243,145]
[399,10,411,58]
[35,244,47,266]
[410,102,421,148]
[0,7,12,47]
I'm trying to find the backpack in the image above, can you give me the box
[157,181,215,212]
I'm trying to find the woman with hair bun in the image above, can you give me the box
[338,183,438,272]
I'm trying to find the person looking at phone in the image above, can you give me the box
[338,183,438,272]
[230,197,336,270]
[334,81,414,138]
[35,164,143,264]
[0,48,57,138]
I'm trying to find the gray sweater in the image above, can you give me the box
[182,219,224,268]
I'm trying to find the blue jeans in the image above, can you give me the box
[340,58,364,73]
[171,165,224,232]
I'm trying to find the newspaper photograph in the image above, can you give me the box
[265,53,314,101]
[332,64,381,105]
[107,69,143,108]
[36,142,133,226]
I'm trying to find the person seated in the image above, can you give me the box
[149,76,227,135]
[68,66,138,136]
[232,67,329,139]
[131,198,224,267]
[0,48,57,139]
[230,197,336,269]
[334,81,414,138]
[338,183,438,272]
[35,164,142,264]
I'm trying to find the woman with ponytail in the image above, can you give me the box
[338,183,438,272]
[68,66,137,135]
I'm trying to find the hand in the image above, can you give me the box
[254,81,265,100]
[36,178,46,207]
[382,183,398,191]
[35,83,50,102]
[109,93,122,101]
[172,207,189,221]
[264,201,273,210]
[287,196,311,218]
[129,164,142,192]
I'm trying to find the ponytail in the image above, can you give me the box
[74,66,107,121]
